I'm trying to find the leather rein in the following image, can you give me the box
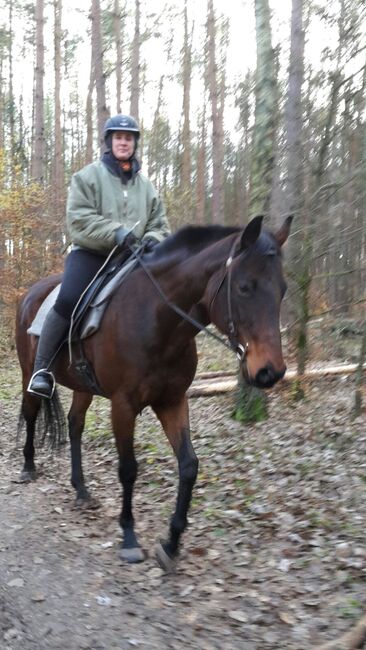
[133,238,248,363]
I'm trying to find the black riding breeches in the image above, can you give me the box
[54,248,108,320]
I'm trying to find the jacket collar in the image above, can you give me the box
[102,151,141,184]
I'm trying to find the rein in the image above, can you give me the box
[134,239,248,362]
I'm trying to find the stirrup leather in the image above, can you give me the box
[27,369,56,398]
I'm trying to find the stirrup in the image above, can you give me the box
[27,369,56,399]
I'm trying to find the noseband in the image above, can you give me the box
[134,239,248,362]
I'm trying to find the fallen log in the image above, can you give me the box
[189,363,366,397]
[317,612,366,649]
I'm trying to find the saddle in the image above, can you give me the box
[28,250,140,395]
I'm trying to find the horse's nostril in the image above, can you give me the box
[256,367,274,386]
[255,364,286,387]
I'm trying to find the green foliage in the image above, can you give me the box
[289,378,305,401]
[232,378,268,423]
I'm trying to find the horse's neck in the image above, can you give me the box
[159,234,236,307]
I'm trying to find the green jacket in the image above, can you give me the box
[66,160,170,254]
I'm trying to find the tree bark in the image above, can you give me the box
[181,1,193,193]
[206,0,225,224]
[91,0,109,155]
[195,106,207,224]
[52,0,64,218]
[130,0,140,121]
[85,44,94,165]
[113,0,123,113]
[234,0,278,422]
[31,0,45,183]
[248,0,277,219]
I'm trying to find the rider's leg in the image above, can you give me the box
[27,307,69,398]
[28,249,108,399]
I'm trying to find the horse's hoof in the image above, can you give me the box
[155,541,177,573]
[120,546,145,563]
[75,495,100,510]
[19,469,37,483]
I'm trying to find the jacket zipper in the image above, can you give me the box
[123,189,128,220]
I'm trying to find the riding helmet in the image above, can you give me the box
[103,115,140,142]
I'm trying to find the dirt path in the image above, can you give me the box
[1,365,366,650]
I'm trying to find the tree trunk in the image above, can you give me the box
[31,0,45,183]
[130,0,140,121]
[52,0,64,218]
[196,106,206,224]
[180,1,193,194]
[206,0,225,224]
[233,0,278,423]
[85,44,94,164]
[284,0,307,388]
[91,0,109,155]
[248,0,277,219]
[8,0,15,179]
[113,0,123,113]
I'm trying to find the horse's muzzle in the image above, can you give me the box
[243,362,286,389]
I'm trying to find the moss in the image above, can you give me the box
[232,381,268,423]
[289,378,305,401]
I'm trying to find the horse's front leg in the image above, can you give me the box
[111,397,144,563]
[68,391,94,506]
[153,396,199,572]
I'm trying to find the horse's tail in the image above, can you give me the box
[17,388,67,450]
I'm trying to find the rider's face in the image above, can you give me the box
[112,131,135,161]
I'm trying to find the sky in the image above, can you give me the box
[9,0,293,137]
[7,0,363,149]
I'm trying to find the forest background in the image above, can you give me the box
[0,0,365,386]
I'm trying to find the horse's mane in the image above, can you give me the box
[156,224,240,256]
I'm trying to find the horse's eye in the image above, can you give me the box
[238,280,256,297]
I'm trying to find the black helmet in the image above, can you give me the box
[103,114,140,142]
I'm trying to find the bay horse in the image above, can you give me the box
[16,215,292,571]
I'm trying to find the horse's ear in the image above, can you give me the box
[275,215,293,246]
[241,215,263,250]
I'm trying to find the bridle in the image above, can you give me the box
[134,238,249,363]
[208,237,248,362]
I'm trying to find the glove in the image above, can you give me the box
[115,227,139,251]
[142,237,159,252]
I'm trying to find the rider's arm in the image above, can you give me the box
[66,171,122,253]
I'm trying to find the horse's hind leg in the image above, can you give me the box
[19,394,41,482]
[68,391,94,506]
[153,396,199,572]
[111,397,144,563]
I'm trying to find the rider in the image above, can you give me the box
[28,114,171,399]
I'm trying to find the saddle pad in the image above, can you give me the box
[27,285,61,336]
[27,257,137,339]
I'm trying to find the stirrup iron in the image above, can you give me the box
[27,369,56,399]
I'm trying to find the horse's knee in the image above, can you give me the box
[179,455,199,483]
[119,457,138,485]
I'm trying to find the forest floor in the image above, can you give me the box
[0,324,366,650]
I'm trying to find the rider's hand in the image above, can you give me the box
[142,237,159,252]
[115,228,139,251]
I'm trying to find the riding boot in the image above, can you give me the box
[27,307,70,399]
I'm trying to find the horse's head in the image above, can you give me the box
[209,215,292,389]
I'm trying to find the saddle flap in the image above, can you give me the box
[27,255,138,340]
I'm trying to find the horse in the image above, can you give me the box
[16,215,292,572]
